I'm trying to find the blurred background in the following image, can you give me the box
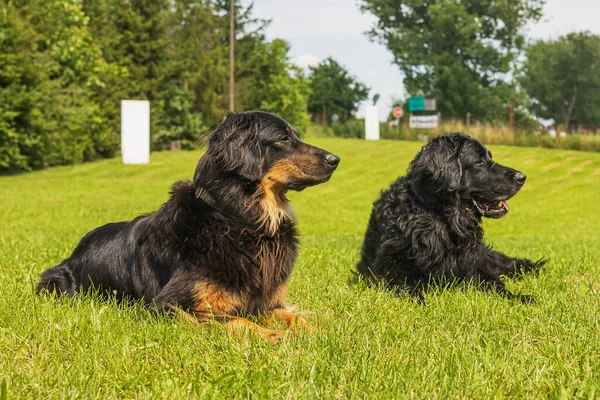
[1,0,599,173]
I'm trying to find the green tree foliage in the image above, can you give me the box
[180,0,270,126]
[82,0,180,148]
[307,57,370,124]
[164,1,310,132]
[242,39,311,131]
[168,0,230,131]
[360,0,544,122]
[0,0,121,172]
[0,0,313,172]
[0,6,39,171]
[521,32,600,132]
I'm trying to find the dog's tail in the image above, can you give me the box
[36,263,76,296]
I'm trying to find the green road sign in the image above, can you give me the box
[408,96,425,112]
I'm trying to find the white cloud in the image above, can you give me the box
[250,0,374,40]
[526,0,600,40]
[292,54,322,69]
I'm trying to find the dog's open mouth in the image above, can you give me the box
[472,199,510,218]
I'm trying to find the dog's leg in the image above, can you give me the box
[155,302,288,344]
[186,311,289,345]
[373,239,430,297]
[504,257,547,278]
[475,266,533,304]
[259,308,312,331]
[153,277,289,344]
[36,263,76,296]
[224,317,288,344]
[483,246,547,278]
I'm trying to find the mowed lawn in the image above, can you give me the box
[1,138,599,398]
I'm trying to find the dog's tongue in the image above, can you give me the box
[501,201,509,211]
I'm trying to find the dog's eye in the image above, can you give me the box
[272,137,290,146]
[475,160,486,166]
[270,137,290,148]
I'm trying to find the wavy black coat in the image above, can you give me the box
[357,133,546,301]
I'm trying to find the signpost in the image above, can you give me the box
[408,96,437,130]
[393,106,403,119]
[408,96,425,112]
[409,115,439,129]
[424,98,436,111]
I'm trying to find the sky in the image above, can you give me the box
[241,0,600,121]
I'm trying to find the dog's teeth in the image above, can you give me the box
[498,201,502,207]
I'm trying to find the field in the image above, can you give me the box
[1,138,599,398]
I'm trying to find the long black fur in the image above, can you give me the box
[37,111,339,320]
[357,133,546,301]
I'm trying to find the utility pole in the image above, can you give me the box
[229,0,235,112]
[509,103,514,134]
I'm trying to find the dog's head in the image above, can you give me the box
[408,133,526,218]
[194,111,340,230]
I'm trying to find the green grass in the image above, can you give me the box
[1,138,600,398]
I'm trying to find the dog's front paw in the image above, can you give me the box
[524,258,548,274]
[517,293,535,304]
[265,329,288,345]
[292,315,314,333]
[511,258,547,276]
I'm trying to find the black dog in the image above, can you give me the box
[357,133,545,301]
[37,111,340,342]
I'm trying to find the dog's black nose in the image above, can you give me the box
[325,154,340,168]
[514,172,526,183]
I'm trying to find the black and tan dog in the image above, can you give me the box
[357,133,545,302]
[37,111,340,342]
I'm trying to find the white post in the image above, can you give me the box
[365,105,380,140]
[121,100,150,164]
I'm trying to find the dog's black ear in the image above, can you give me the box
[203,112,262,182]
[408,134,465,196]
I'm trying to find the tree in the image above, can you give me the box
[1,0,313,172]
[360,0,544,122]
[1,0,121,172]
[203,0,271,125]
[164,1,310,131]
[165,0,229,131]
[239,39,311,131]
[307,57,369,124]
[83,0,175,148]
[0,5,41,171]
[521,32,600,132]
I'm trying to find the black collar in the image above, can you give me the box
[195,187,220,210]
